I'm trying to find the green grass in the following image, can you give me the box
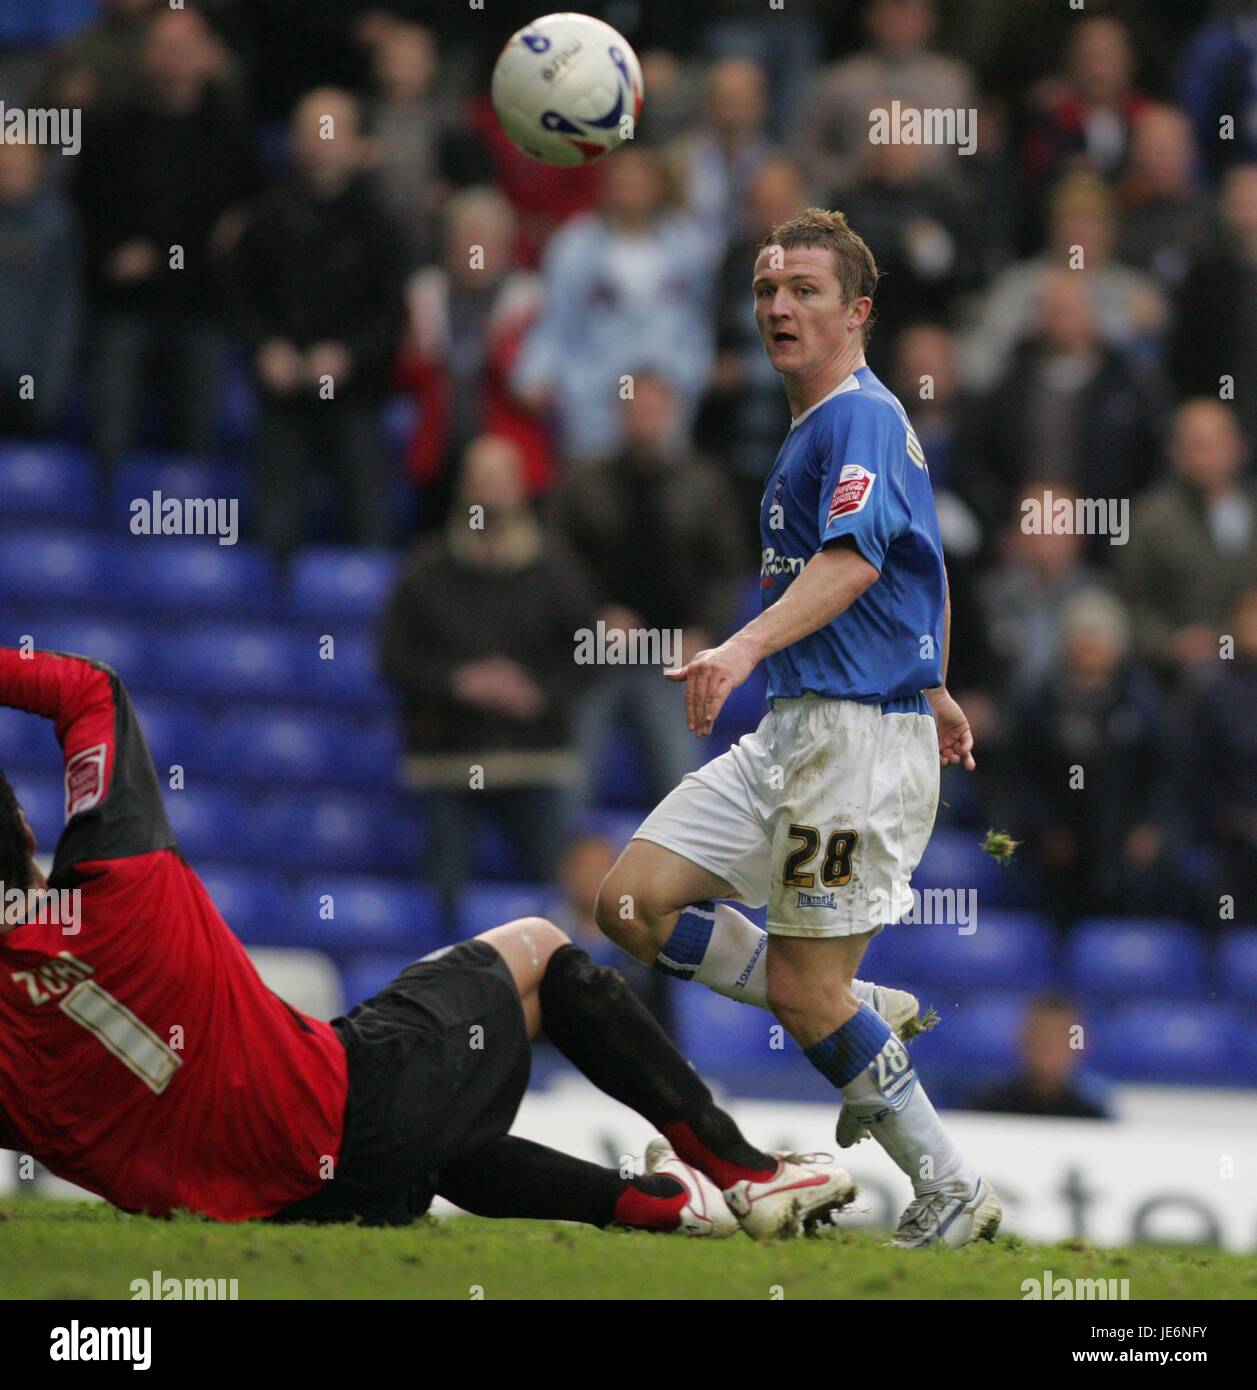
[2,1198,1251,1300]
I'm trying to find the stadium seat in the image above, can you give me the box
[597,729,650,807]
[0,442,95,520]
[200,709,396,788]
[28,616,147,677]
[0,708,62,773]
[882,910,1057,991]
[672,982,790,1072]
[921,991,1035,1075]
[1094,1001,1251,1084]
[1217,928,1257,1002]
[913,828,1037,908]
[289,548,400,622]
[115,540,276,615]
[247,947,345,1022]
[151,624,303,699]
[0,527,105,603]
[457,882,562,935]
[341,953,425,1009]
[295,631,392,710]
[129,696,211,779]
[196,864,297,946]
[290,875,442,958]
[247,791,417,872]
[1064,918,1206,998]
[109,454,246,517]
[163,785,253,861]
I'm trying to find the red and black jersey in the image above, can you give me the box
[0,648,347,1220]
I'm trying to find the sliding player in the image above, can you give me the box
[595,209,1001,1247]
[0,646,852,1238]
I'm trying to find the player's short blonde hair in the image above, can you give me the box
[759,208,880,344]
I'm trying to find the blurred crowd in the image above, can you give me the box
[4,0,1257,946]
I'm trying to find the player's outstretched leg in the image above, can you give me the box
[436,1134,736,1237]
[768,934,1001,1249]
[595,839,934,1036]
[533,935,856,1239]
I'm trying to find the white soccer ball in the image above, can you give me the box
[491,12,645,167]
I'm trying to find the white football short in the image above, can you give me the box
[632,695,940,938]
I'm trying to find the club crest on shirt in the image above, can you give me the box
[65,743,107,818]
[827,463,875,524]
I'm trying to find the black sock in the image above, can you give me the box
[436,1135,682,1228]
[538,945,775,1184]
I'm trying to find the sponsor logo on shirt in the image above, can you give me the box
[827,463,875,524]
[65,744,107,819]
[760,546,805,588]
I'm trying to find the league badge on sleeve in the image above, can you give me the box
[828,463,876,523]
[65,743,107,818]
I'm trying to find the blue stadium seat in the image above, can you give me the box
[201,709,398,789]
[152,625,303,699]
[4,773,64,849]
[28,617,146,677]
[130,696,211,778]
[0,708,62,773]
[457,882,562,935]
[247,791,416,872]
[196,864,297,946]
[290,548,399,622]
[296,632,391,709]
[292,876,441,957]
[890,910,1056,991]
[114,540,275,615]
[341,952,425,1009]
[672,984,788,1072]
[1065,918,1205,997]
[110,455,245,514]
[0,0,95,42]
[0,442,95,520]
[0,527,104,603]
[163,785,252,861]
[1217,928,1257,1002]
[923,992,1034,1075]
[597,729,649,807]
[1094,1001,1250,1084]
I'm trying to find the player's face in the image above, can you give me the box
[752,246,862,377]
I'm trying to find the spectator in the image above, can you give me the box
[664,58,775,258]
[967,270,1164,559]
[958,172,1166,392]
[229,87,405,558]
[395,187,548,532]
[72,6,261,470]
[1117,399,1257,680]
[1012,587,1171,922]
[550,833,675,1033]
[699,156,811,517]
[969,993,1112,1119]
[980,498,1107,703]
[553,373,748,815]
[1184,587,1257,924]
[378,435,599,931]
[512,146,716,464]
[37,0,162,114]
[1178,0,1257,182]
[1169,164,1257,450]
[0,143,80,439]
[794,0,975,199]
[1116,104,1214,296]
[364,19,450,272]
[1021,15,1151,192]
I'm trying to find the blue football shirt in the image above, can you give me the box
[759,366,946,707]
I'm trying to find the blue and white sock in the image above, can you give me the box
[655,901,769,1007]
[805,1004,976,1196]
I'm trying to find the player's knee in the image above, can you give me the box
[518,916,570,965]
[593,870,656,960]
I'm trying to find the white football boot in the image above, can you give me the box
[643,1136,739,1238]
[837,985,939,1148]
[890,1177,1003,1248]
[722,1152,857,1241]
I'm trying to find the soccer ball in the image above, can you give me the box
[491,12,644,167]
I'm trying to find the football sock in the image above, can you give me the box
[804,1004,976,1197]
[539,944,776,1186]
[437,1135,687,1229]
[653,901,887,1017]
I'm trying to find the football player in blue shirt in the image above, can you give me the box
[596,209,1001,1248]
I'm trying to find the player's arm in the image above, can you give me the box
[921,568,976,770]
[667,539,877,736]
[0,647,174,877]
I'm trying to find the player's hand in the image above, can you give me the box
[665,634,758,737]
[926,687,976,771]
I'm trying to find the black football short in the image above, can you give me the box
[271,939,531,1226]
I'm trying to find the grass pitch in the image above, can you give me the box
[2,1198,1250,1300]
